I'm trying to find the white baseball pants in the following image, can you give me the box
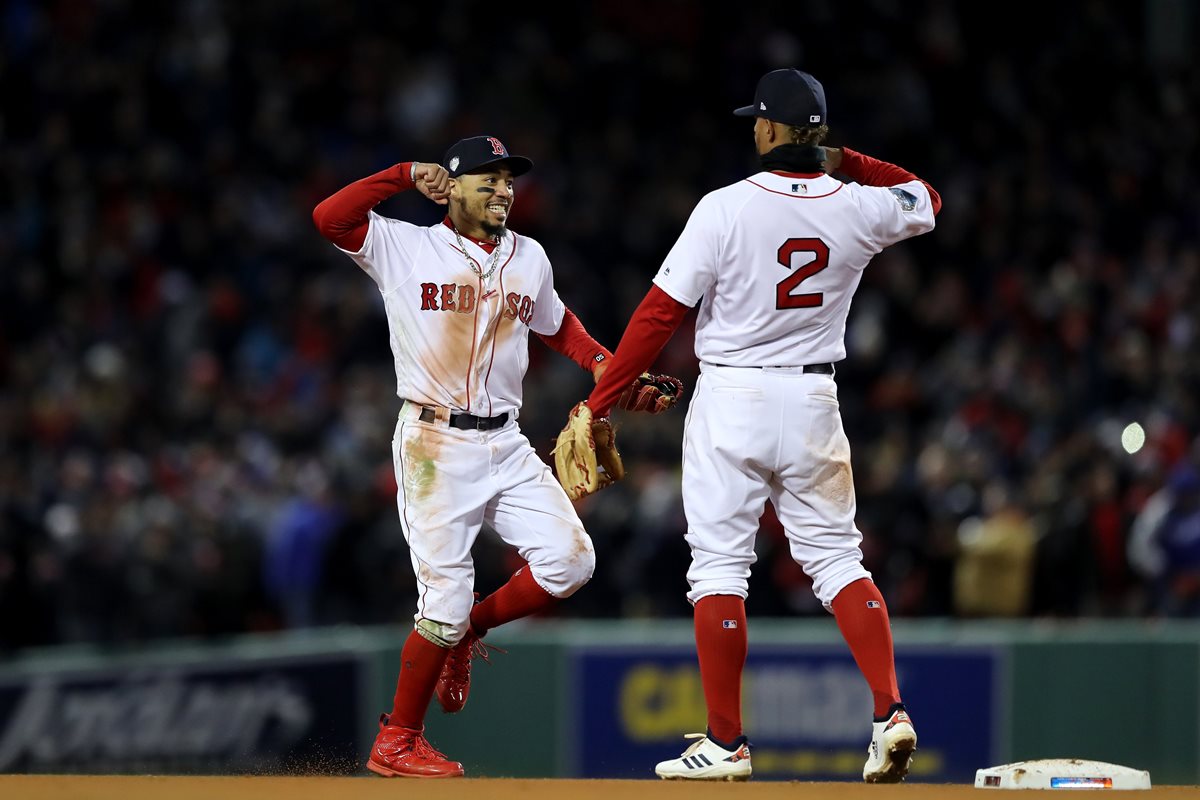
[682,364,871,609]
[392,401,595,644]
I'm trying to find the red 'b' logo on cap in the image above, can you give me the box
[487,137,506,155]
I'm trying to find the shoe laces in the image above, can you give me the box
[680,733,709,758]
[445,633,507,676]
[379,729,447,761]
[411,733,448,761]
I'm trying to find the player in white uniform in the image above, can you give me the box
[583,69,942,782]
[314,136,623,778]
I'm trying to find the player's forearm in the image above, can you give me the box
[536,308,613,373]
[587,285,690,417]
[312,162,417,251]
[838,147,942,215]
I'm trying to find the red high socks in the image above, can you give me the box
[470,566,558,636]
[389,629,450,729]
[831,578,901,717]
[694,594,748,744]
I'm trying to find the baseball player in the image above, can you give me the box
[581,69,942,782]
[313,136,633,778]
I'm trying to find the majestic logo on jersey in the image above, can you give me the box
[419,283,535,325]
[487,137,506,155]
[889,188,918,211]
[449,157,460,172]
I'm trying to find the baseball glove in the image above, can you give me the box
[615,372,685,414]
[553,402,625,500]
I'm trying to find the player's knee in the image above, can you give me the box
[415,586,476,646]
[415,617,464,648]
[812,557,871,610]
[531,529,595,598]
[687,579,750,605]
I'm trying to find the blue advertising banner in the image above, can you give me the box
[572,644,1002,782]
[0,652,367,774]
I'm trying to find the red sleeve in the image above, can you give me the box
[535,307,613,372]
[586,285,691,417]
[312,162,416,251]
[838,147,942,216]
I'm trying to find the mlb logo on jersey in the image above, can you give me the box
[791,183,808,194]
[866,600,881,608]
[722,619,739,628]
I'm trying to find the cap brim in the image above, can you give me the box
[732,104,759,117]
[453,155,534,178]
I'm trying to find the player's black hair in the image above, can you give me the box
[785,123,829,147]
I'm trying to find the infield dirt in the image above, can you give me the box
[1,775,1196,799]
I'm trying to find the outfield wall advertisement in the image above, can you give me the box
[0,652,367,774]
[571,645,1003,782]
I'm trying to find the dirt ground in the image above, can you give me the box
[1,776,1195,799]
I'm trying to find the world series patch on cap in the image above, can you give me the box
[443,136,534,178]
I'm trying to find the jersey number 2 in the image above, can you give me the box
[776,238,829,309]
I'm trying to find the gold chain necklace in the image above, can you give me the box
[451,226,503,281]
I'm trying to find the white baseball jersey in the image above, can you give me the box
[653,171,935,366]
[661,168,936,609]
[339,212,566,416]
[331,210,592,644]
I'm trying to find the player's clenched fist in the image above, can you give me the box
[615,372,684,414]
[412,162,450,205]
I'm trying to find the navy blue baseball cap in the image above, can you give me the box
[733,68,827,127]
[443,136,534,178]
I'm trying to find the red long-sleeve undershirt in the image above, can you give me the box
[313,163,608,373]
[587,285,691,417]
[312,162,416,252]
[536,310,613,373]
[838,147,942,215]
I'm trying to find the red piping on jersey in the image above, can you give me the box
[744,178,845,199]
[482,238,519,416]
[465,274,480,413]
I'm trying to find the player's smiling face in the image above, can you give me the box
[450,166,515,240]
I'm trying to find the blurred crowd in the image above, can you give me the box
[2,0,1200,652]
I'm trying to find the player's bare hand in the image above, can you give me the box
[413,162,450,205]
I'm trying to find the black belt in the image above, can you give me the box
[712,362,835,375]
[418,406,509,431]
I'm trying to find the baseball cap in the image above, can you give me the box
[733,68,827,127]
[442,136,534,178]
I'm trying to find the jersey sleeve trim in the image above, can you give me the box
[651,276,699,308]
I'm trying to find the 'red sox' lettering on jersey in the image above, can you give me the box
[419,282,535,324]
[341,213,563,415]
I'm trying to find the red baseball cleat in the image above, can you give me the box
[365,714,464,778]
[435,629,506,713]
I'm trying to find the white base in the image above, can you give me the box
[975,759,1151,790]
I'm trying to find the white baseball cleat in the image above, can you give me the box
[863,703,917,783]
[655,732,752,781]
